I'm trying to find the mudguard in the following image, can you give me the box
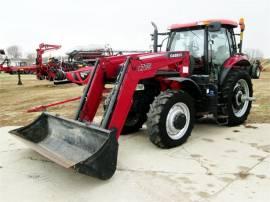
[166,77,202,97]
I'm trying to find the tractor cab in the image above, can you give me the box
[168,20,238,75]
[152,19,242,79]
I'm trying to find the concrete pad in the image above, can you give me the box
[213,161,270,202]
[0,124,270,202]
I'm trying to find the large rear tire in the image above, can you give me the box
[146,90,195,148]
[221,69,253,126]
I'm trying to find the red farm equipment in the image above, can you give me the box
[54,46,148,84]
[0,49,9,72]
[248,58,263,79]
[11,19,259,180]
[35,43,97,81]
[35,43,62,80]
[53,48,108,83]
[0,50,36,74]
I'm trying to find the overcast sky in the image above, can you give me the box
[1,0,269,57]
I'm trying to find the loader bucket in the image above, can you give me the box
[9,112,118,180]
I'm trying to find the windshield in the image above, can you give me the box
[168,29,205,58]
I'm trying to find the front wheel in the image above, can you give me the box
[221,69,253,126]
[146,90,195,148]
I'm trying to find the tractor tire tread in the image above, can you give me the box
[147,90,194,148]
[221,69,253,126]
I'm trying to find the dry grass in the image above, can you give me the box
[262,59,270,71]
[0,74,84,126]
[247,71,270,123]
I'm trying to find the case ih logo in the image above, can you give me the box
[137,63,152,71]
[169,53,183,58]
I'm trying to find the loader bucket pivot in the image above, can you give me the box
[9,113,118,180]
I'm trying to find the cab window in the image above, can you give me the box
[169,29,205,70]
[170,29,204,58]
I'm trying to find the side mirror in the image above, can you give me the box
[0,49,5,55]
[208,22,221,32]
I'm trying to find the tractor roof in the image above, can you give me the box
[169,19,238,30]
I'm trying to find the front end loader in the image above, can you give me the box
[10,52,190,179]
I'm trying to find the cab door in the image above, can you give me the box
[208,27,231,67]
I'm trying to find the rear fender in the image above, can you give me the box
[220,55,251,85]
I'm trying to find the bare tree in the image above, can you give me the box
[6,45,22,58]
[0,49,5,59]
[245,49,264,60]
[26,53,36,64]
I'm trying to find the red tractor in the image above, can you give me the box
[11,19,257,180]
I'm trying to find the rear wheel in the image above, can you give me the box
[147,90,195,148]
[221,69,253,126]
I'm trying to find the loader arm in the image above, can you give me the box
[79,51,190,138]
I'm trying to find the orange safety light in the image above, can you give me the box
[239,18,245,31]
